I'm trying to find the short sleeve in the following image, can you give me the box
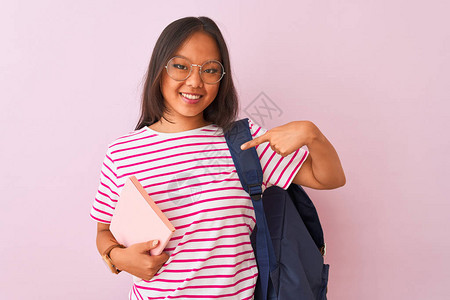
[89,144,121,224]
[248,118,309,190]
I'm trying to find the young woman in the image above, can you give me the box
[90,16,345,299]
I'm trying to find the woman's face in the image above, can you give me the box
[160,31,221,124]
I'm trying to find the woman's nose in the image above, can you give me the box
[185,65,203,88]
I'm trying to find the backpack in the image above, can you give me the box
[224,118,329,300]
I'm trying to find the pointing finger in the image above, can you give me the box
[240,133,270,150]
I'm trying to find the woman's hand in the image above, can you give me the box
[110,240,170,281]
[239,120,345,189]
[240,121,318,156]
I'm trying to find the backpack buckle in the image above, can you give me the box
[250,194,262,201]
[248,184,262,200]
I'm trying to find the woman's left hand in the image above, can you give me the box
[240,120,346,190]
[240,121,319,156]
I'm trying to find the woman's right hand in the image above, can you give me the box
[110,240,170,281]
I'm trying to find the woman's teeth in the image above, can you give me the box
[181,93,202,100]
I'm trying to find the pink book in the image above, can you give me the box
[110,176,175,256]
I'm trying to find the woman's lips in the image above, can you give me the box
[180,93,202,104]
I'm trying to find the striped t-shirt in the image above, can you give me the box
[90,118,309,299]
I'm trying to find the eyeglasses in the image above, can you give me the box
[165,56,226,84]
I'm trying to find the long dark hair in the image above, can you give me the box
[135,16,239,133]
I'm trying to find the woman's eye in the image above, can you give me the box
[173,64,188,70]
[204,68,218,74]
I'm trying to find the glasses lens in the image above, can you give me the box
[166,57,191,81]
[201,61,224,84]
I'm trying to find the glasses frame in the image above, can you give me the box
[164,56,226,84]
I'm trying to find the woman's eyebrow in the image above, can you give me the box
[174,54,222,62]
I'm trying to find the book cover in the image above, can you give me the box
[110,176,175,256]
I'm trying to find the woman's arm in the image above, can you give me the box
[96,222,169,281]
[291,122,346,189]
[240,120,346,190]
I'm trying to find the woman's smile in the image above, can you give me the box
[179,92,203,104]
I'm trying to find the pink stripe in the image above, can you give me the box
[111,135,225,155]
[141,287,175,293]
[200,128,219,132]
[105,153,115,165]
[130,164,235,185]
[165,232,249,251]
[166,233,251,251]
[164,284,255,299]
[265,154,285,187]
[174,232,249,247]
[89,213,110,224]
[111,133,157,149]
[136,155,231,173]
[143,170,237,189]
[152,257,255,275]
[97,190,118,203]
[261,151,276,175]
[282,150,308,189]
[103,159,117,178]
[249,119,267,135]
[158,192,241,213]
[140,273,257,293]
[169,250,254,263]
[111,128,148,144]
[181,224,251,239]
[252,126,261,137]
[92,206,112,217]
[100,181,119,197]
[131,286,136,300]
[100,168,118,189]
[119,148,230,169]
[164,214,256,251]
[274,148,300,186]
[133,284,144,300]
[161,194,248,214]
[250,121,263,151]
[259,143,271,160]
[165,223,253,245]
[110,122,218,148]
[149,177,238,197]
[94,198,115,210]
[166,236,183,243]
[155,186,243,205]
[170,241,252,258]
[170,222,251,241]
[168,205,253,221]
[114,141,226,163]
[119,158,234,179]
[174,214,256,231]
[176,273,257,290]
[147,264,256,284]
[259,143,274,187]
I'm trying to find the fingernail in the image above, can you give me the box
[240,144,245,150]
[153,240,158,247]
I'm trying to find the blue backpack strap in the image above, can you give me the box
[224,118,278,300]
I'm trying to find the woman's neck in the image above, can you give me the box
[149,116,212,133]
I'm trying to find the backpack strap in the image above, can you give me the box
[224,118,277,300]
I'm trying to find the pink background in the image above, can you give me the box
[1,0,449,299]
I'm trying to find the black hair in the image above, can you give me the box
[135,16,239,133]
